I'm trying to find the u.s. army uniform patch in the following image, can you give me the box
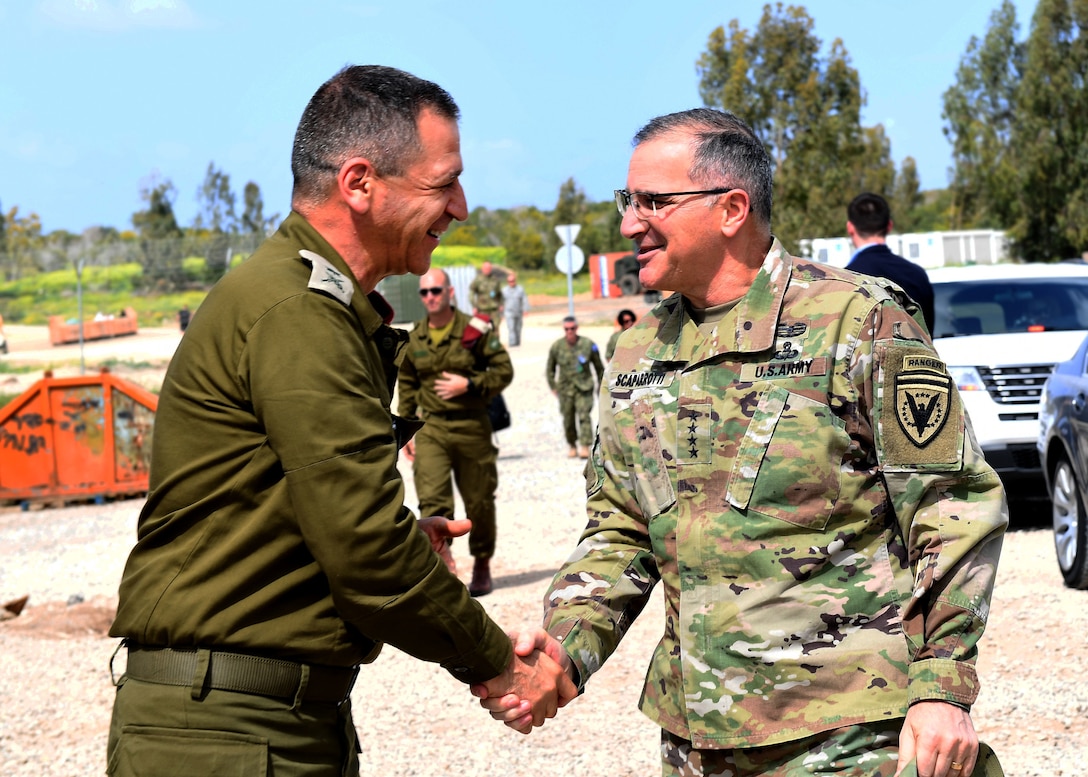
[878,344,963,470]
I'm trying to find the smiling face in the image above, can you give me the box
[368,108,468,278]
[619,133,729,301]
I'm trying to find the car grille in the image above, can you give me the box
[977,364,1054,405]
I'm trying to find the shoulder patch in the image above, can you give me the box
[879,345,962,468]
[299,249,353,306]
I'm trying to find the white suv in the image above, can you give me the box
[929,263,1088,497]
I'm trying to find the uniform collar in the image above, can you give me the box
[644,238,792,364]
[278,211,393,337]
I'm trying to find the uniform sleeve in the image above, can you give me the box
[545,344,558,392]
[472,330,514,398]
[244,294,511,684]
[541,372,659,689]
[853,298,1007,709]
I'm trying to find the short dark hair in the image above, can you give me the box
[847,193,891,237]
[562,316,577,326]
[291,65,459,203]
[633,108,773,228]
[617,309,636,325]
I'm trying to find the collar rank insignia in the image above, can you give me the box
[300,249,353,306]
[895,355,952,447]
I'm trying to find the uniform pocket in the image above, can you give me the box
[107,725,268,777]
[730,387,846,530]
[628,396,677,516]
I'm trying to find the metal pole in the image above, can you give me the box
[76,259,85,375]
[566,228,575,317]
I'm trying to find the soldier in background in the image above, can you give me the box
[399,268,513,597]
[502,271,529,347]
[478,108,1006,777]
[545,316,604,459]
[605,308,636,360]
[470,260,504,334]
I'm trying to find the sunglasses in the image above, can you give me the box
[418,287,445,297]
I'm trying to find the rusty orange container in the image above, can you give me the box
[0,370,157,504]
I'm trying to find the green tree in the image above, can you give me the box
[696,3,883,249]
[890,157,924,234]
[941,0,1024,231]
[2,206,44,281]
[1008,0,1088,261]
[193,162,237,233]
[241,181,278,234]
[132,175,183,239]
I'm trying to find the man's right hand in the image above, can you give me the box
[402,439,416,462]
[470,629,577,733]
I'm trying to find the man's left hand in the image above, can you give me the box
[896,701,978,777]
[417,516,471,575]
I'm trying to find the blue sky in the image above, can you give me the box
[1,0,1039,235]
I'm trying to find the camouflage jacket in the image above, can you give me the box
[546,335,605,395]
[469,272,504,313]
[397,309,513,418]
[542,239,1007,749]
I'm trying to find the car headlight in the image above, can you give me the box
[948,365,986,392]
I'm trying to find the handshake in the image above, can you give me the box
[418,516,578,734]
[471,629,578,734]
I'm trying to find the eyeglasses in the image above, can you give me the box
[418,286,445,297]
[614,187,735,219]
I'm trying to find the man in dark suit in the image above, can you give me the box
[846,193,935,334]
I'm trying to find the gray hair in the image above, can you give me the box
[633,108,772,228]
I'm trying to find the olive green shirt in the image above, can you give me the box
[398,309,513,418]
[111,212,512,684]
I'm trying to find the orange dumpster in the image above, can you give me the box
[0,369,156,504]
[48,307,138,346]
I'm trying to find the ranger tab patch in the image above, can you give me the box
[300,249,353,306]
[895,355,951,447]
[880,345,962,468]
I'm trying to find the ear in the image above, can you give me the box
[337,157,377,215]
[846,220,858,238]
[719,189,750,238]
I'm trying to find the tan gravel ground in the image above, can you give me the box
[1,303,1085,776]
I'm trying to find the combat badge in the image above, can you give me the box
[895,355,951,447]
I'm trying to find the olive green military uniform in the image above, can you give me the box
[542,240,1007,772]
[469,270,504,330]
[546,334,604,449]
[107,213,511,777]
[397,310,513,559]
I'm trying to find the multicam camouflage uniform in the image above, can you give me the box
[546,334,605,449]
[542,240,1007,761]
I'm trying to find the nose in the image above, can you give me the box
[447,180,469,221]
[619,205,645,240]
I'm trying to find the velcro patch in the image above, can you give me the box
[880,345,962,468]
[739,357,827,382]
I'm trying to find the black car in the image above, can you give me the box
[1038,333,1088,589]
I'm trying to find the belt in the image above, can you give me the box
[122,645,359,705]
[428,408,484,421]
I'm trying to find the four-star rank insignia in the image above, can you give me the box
[895,355,952,447]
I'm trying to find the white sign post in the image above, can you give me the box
[554,224,584,317]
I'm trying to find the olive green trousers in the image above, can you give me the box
[107,677,359,776]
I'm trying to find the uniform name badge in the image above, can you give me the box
[894,355,952,447]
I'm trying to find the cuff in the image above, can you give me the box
[907,658,980,708]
